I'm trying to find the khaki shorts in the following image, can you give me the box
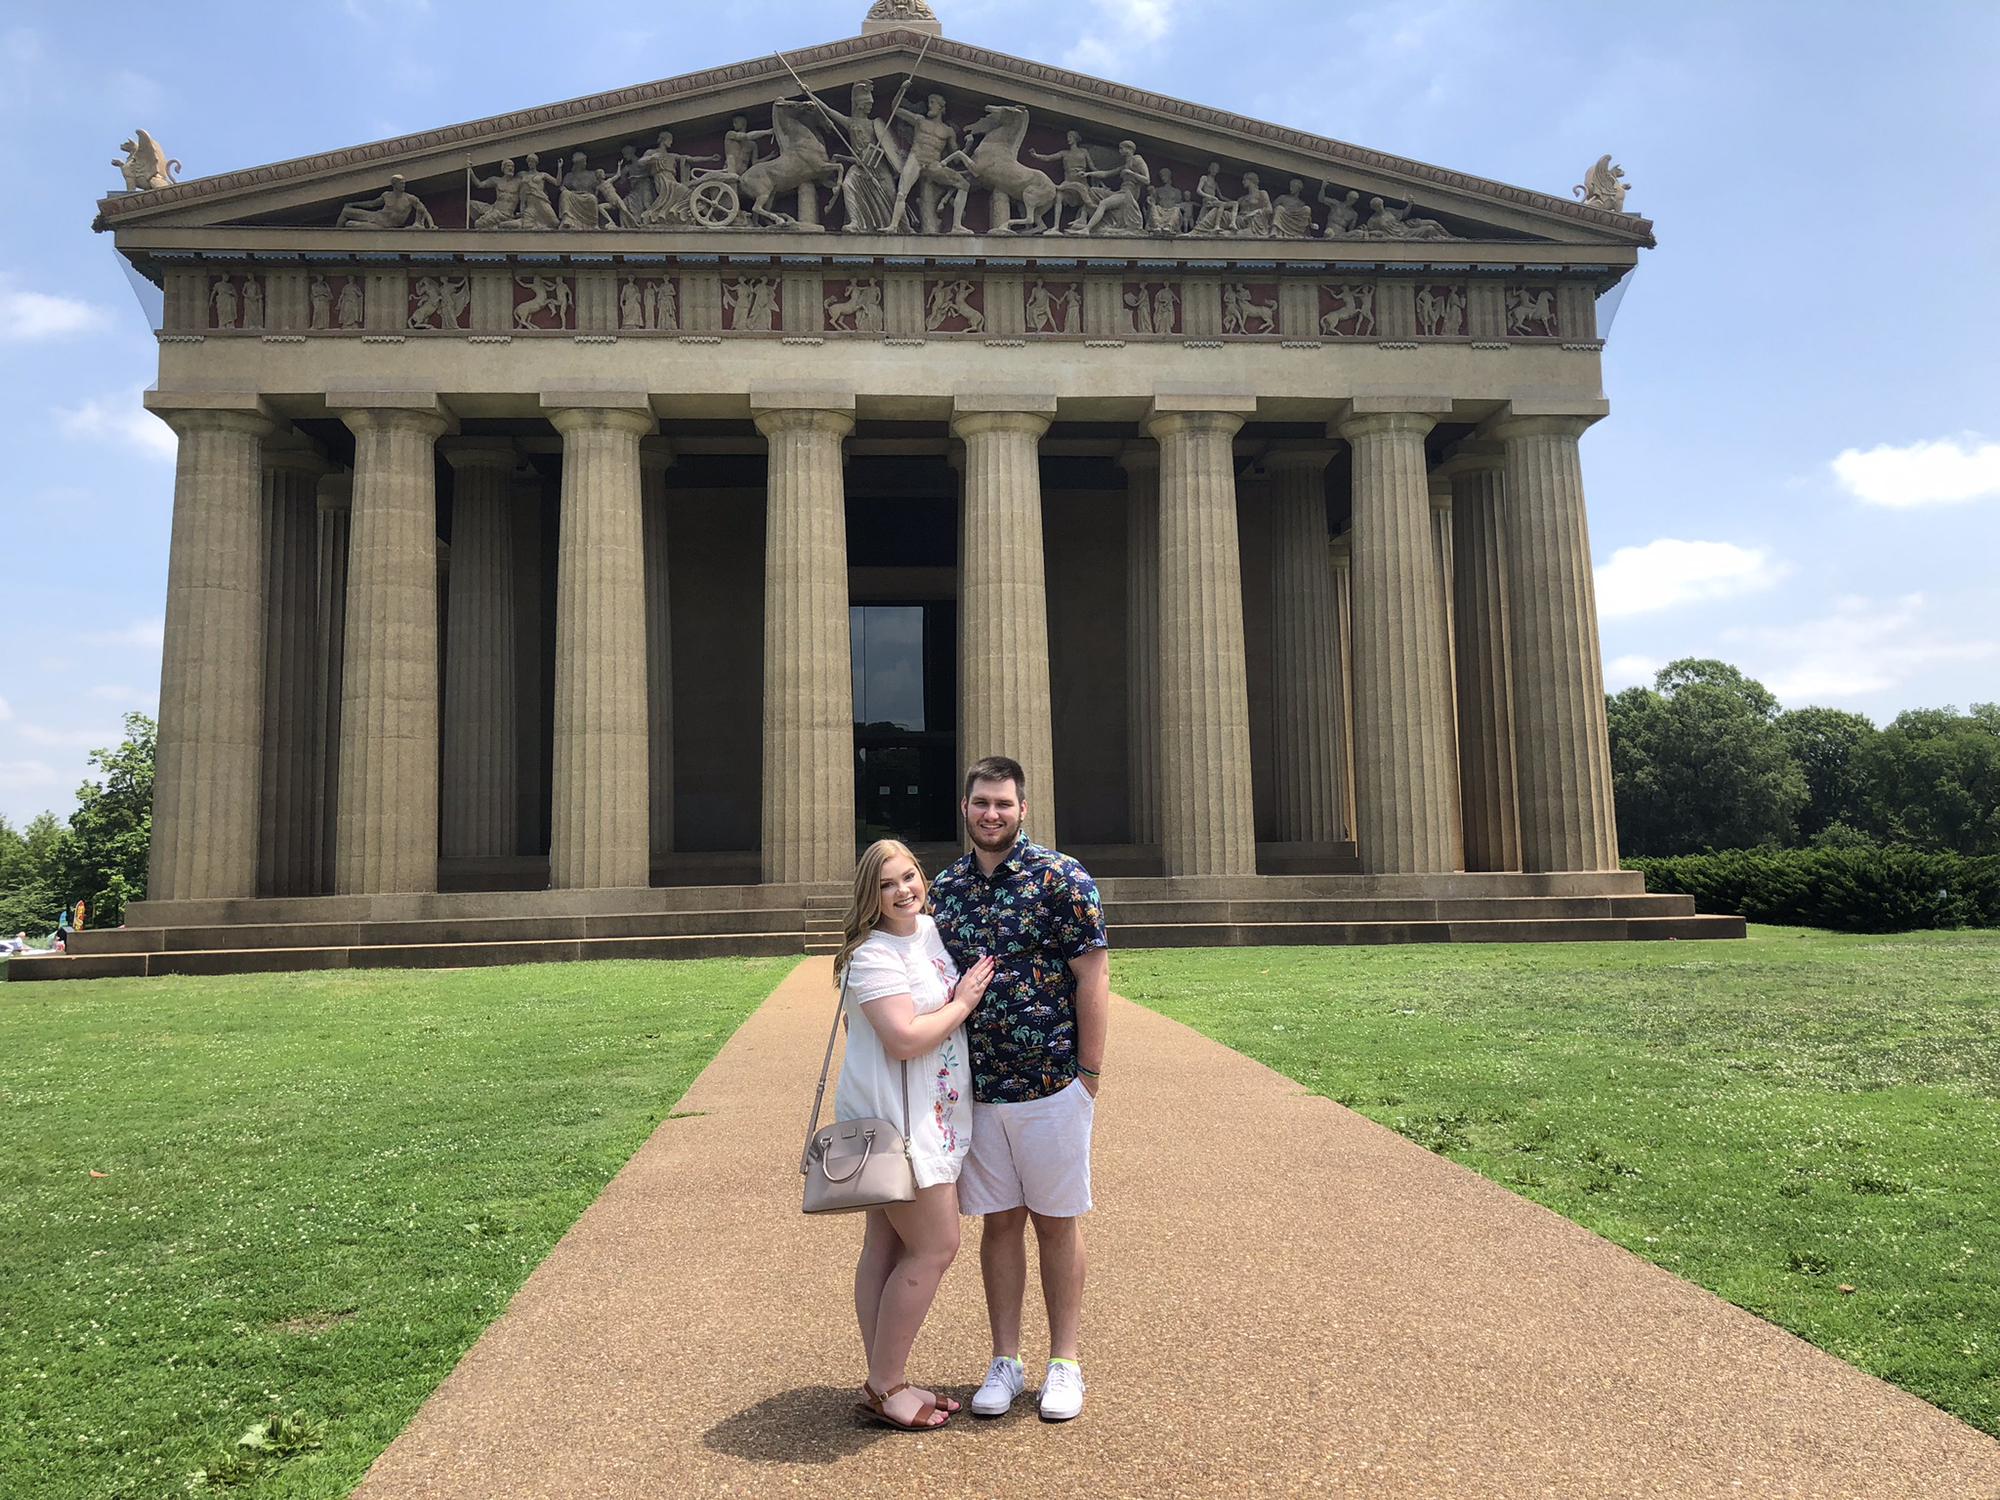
[958,1077,1095,1218]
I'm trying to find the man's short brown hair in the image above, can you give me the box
[962,755,1026,803]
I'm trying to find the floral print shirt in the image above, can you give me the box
[931,836,1108,1104]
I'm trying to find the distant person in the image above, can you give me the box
[5,932,26,954]
[833,838,995,1431]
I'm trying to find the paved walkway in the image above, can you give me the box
[356,958,2000,1499]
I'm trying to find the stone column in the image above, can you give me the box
[1265,448,1343,843]
[1338,404,1462,873]
[511,468,548,856]
[439,439,520,861]
[1146,398,1257,876]
[1444,444,1522,872]
[1327,534,1357,843]
[311,470,352,895]
[1119,446,1161,847]
[641,438,676,870]
[952,397,1058,835]
[144,397,275,901]
[546,398,655,890]
[1494,413,1620,871]
[258,442,326,897]
[332,398,449,895]
[755,397,857,885]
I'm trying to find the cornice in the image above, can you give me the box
[94,30,1653,246]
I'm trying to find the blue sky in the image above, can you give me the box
[2,0,1996,826]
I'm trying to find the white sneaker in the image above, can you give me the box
[971,1355,1026,1416]
[1039,1360,1085,1421]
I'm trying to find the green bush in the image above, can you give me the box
[1627,847,2000,933]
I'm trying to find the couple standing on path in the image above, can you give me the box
[831,754,1110,1432]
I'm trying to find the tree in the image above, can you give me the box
[56,713,155,927]
[1858,704,2000,856]
[0,811,68,939]
[1777,705,1877,844]
[1606,658,1807,856]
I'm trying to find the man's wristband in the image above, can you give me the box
[1077,1064,1101,1079]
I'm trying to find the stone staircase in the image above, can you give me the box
[5,870,1738,982]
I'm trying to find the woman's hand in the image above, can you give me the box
[952,955,997,1015]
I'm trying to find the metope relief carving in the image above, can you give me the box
[924,278,984,334]
[1122,283,1179,336]
[619,277,679,331]
[1505,285,1558,338]
[1415,283,1466,338]
[722,276,780,333]
[1024,280,1080,335]
[824,279,885,332]
[408,275,471,331]
[1319,283,1377,337]
[513,275,575,330]
[1222,283,1278,336]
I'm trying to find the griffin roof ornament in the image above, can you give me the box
[863,0,943,37]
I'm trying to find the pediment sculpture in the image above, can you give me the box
[400,84,1471,242]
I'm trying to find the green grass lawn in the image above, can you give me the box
[1113,926,2000,1438]
[0,957,794,1499]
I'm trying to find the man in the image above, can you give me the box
[889,93,972,235]
[930,756,1109,1422]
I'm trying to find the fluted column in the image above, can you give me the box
[439,440,520,861]
[311,470,352,894]
[641,438,676,870]
[1146,402,1257,876]
[1327,534,1358,846]
[145,399,275,901]
[1494,413,1619,871]
[1119,446,1161,847]
[1265,448,1343,842]
[1444,444,1522,872]
[756,400,857,884]
[547,401,655,890]
[952,399,1058,835]
[333,401,449,895]
[258,442,326,897]
[1339,407,1462,873]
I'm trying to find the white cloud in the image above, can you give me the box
[0,760,61,793]
[0,694,10,720]
[85,618,166,651]
[56,388,177,462]
[1724,593,2000,702]
[1065,0,1180,73]
[86,684,137,702]
[1831,436,2000,509]
[0,274,111,341]
[17,725,122,751]
[1595,539,1788,620]
[1604,654,1662,690]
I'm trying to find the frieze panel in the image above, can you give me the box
[1415,283,1467,338]
[923,276,984,334]
[1319,283,1377,338]
[513,274,576,331]
[722,275,781,332]
[618,275,680,331]
[207,273,267,331]
[1024,278,1081,335]
[1505,284,1559,338]
[1221,282,1278,337]
[408,274,472,331]
[1121,281,1179,337]
[824,278,886,332]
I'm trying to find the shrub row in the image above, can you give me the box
[1625,847,2000,933]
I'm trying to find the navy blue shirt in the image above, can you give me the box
[931,836,1108,1104]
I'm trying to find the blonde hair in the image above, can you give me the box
[834,839,926,980]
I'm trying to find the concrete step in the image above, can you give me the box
[1103,893,1696,924]
[72,905,805,956]
[1109,914,1745,948]
[5,929,807,981]
[1095,871,1648,902]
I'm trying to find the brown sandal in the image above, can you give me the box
[857,1380,949,1431]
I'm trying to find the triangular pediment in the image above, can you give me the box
[97,29,1651,252]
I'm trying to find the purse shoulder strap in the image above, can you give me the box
[800,956,911,1174]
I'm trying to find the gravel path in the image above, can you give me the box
[354,957,2000,1499]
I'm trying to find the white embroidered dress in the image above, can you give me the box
[835,915,972,1189]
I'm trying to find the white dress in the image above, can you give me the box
[834,916,972,1189]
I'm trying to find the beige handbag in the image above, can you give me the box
[801,968,917,1215]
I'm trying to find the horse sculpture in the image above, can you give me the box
[938,104,1059,236]
[739,100,843,227]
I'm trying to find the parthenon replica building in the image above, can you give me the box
[43,1,1741,978]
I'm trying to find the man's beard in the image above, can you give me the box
[968,816,1020,850]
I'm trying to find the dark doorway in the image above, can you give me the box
[852,601,958,843]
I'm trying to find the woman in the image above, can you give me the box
[834,840,995,1431]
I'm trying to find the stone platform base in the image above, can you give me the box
[7,871,1740,982]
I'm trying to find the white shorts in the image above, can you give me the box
[958,1077,1095,1219]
